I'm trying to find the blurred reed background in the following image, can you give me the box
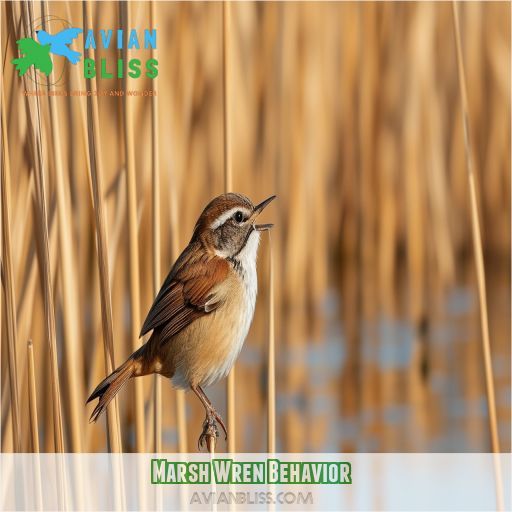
[1,1,510,454]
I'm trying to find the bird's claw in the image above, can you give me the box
[212,410,228,442]
[198,415,219,452]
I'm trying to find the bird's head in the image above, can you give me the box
[35,30,50,44]
[193,193,276,261]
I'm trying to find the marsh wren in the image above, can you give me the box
[87,193,275,449]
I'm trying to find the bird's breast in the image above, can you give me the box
[231,257,258,349]
[168,263,258,389]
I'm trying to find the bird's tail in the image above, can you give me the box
[87,347,145,423]
[11,58,31,76]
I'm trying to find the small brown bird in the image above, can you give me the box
[87,193,275,449]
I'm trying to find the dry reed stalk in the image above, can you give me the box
[157,63,186,452]
[3,178,56,453]
[402,4,431,444]
[222,1,233,192]
[267,233,276,453]
[83,0,123,454]
[451,3,504,510]
[2,16,25,450]
[169,206,187,453]
[44,14,88,496]
[209,440,218,512]
[27,340,39,452]
[27,340,43,510]
[425,90,455,284]
[358,2,378,334]
[7,5,38,451]
[20,1,68,505]
[278,3,307,452]
[403,4,426,327]
[150,0,162,454]
[63,2,95,216]
[83,2,126,506]
[122,0,145,453]
[0,75,21,453]
[42,0,84,453]
[375,5,399,310]
[0,30,3,452]
[207,435,216,454]
[176,387,187,452]
[84,167,126,451]
[12,173,35,314]
[18,0,65,454]
[108,170,127,281]
[223,0,236,454]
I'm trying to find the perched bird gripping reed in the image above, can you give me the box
[87,193,275,451]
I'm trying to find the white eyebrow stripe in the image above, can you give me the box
[210,207,251,230]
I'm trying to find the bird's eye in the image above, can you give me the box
[234,211,244,223]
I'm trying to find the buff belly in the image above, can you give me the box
[161,271,256,389]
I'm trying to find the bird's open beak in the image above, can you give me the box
[252,195,276,231]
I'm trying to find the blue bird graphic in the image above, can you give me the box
[36,28,83,64]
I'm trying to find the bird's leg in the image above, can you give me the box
[191,385,227,451]
[197,385,228,441]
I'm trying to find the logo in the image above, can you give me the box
[12,15,158,85]
[11,16,82,85]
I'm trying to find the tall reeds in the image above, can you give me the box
[150,0,162,455]
[451,3,504,509]
[1,73,21,453]
[122,0,145,453]
[0,1,509,457]
[43,0,85,452]
[223,0,236,454]
[27,340,39,453]
[20,0,65,453]
[83,0,122,454]
[267,233,276,453]
[27,340,43,510]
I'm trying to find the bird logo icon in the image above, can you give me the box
[11,39,53,76]
[11,27,83,77]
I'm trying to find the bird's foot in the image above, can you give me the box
[198,413,219,452]
[211,409,228,442]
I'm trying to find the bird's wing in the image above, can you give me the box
[53,27,83,44]
[140,245,229,342]
[16,38,40,56]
